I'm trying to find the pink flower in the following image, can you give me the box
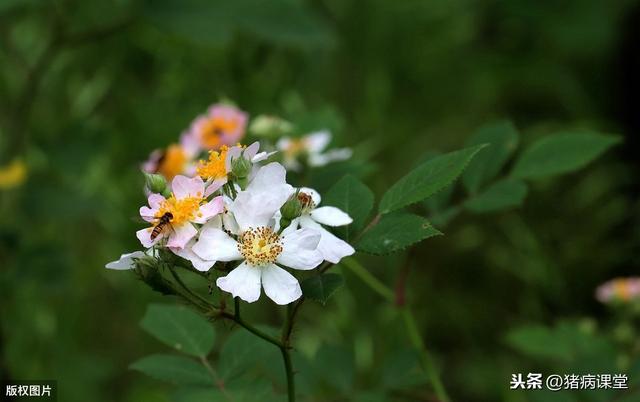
[184,103,248,151]
[142,136,200,180]
[136,175,223,249]
[596,277,640,304]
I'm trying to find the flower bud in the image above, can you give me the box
[231,155,252,179]
[144,172,168,195]
[249,115,294,138]
[280,193,303,220]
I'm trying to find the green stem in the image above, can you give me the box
[167,266,213,309]
[342,257,450,401]
[401,308,450,402]
[342,257,394,302]
[280,345,295,402]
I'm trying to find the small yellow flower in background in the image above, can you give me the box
[0,158,27,189]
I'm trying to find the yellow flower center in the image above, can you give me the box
[237,227,283,266]
[197,146,229,180]
[155,194,203,225]
[285,138,307,157]
[157,144,187,180]
[614,280,633,301]
[201,116,240,148]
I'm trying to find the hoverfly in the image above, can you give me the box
[150,212,174,240]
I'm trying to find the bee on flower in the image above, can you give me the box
[183,103,248,151]
[276,130,352,171]
[596,277,640,304]
[137,175,224,249]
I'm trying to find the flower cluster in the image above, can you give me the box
[108,102,355,305]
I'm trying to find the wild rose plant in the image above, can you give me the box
[107,103,619,402]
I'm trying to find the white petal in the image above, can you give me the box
[192,227,241,261]
[261,264,302,305]
[230,163,293,231]
[136,227,161,248]
[105,251,146,270]
[277,228,323,270]
[300,217,355,264]
[252,151,277,163]
[309,148,352,167]
[298,187,321,206]
[243,141,260,160]
[305,130,331,153]
[170,241,215,271]
[166,223,197,249]
[310,206,352,227]
[276,137,291,151]
[216,262,262,303]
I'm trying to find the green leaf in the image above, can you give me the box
[300,273,345,305]
[357,213,442,255]
[144,0,333,48]
[379,145,486,214]
[130,354,213,386]
[511,132,620,179]
[140,304,215,357]
[218,330,275,381]
[506,325,573,361]
[464,179,528,213]
[323,174,374,241]
[462,120,519,193]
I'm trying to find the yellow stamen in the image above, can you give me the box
[285,138,307,157]
[197,145,229,180]
[237,227,283,266]
[155,194,202,225]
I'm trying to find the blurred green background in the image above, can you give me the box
[1,0,639,401]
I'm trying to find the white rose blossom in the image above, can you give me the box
[276,130,352,171]
[289,187,355,264]
[192,162,324,305]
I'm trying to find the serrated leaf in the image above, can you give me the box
[300,273,345,305]
[140,304,215,357]
[379,145,486,214]
[464,179,527,213]
[511,132,620,179]
[323,174,374,241]
[130,354,213,386]
[462,120,519,193]
[357,213,442,255]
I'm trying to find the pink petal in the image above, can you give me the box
[171,175,205,199]
[193,196,224,224]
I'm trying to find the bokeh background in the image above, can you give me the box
[1,0,639,401]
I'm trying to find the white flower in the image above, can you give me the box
[105,251,147,270]
[192,162,323,305]
[276,130,352,171]
[291,188,355,264]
